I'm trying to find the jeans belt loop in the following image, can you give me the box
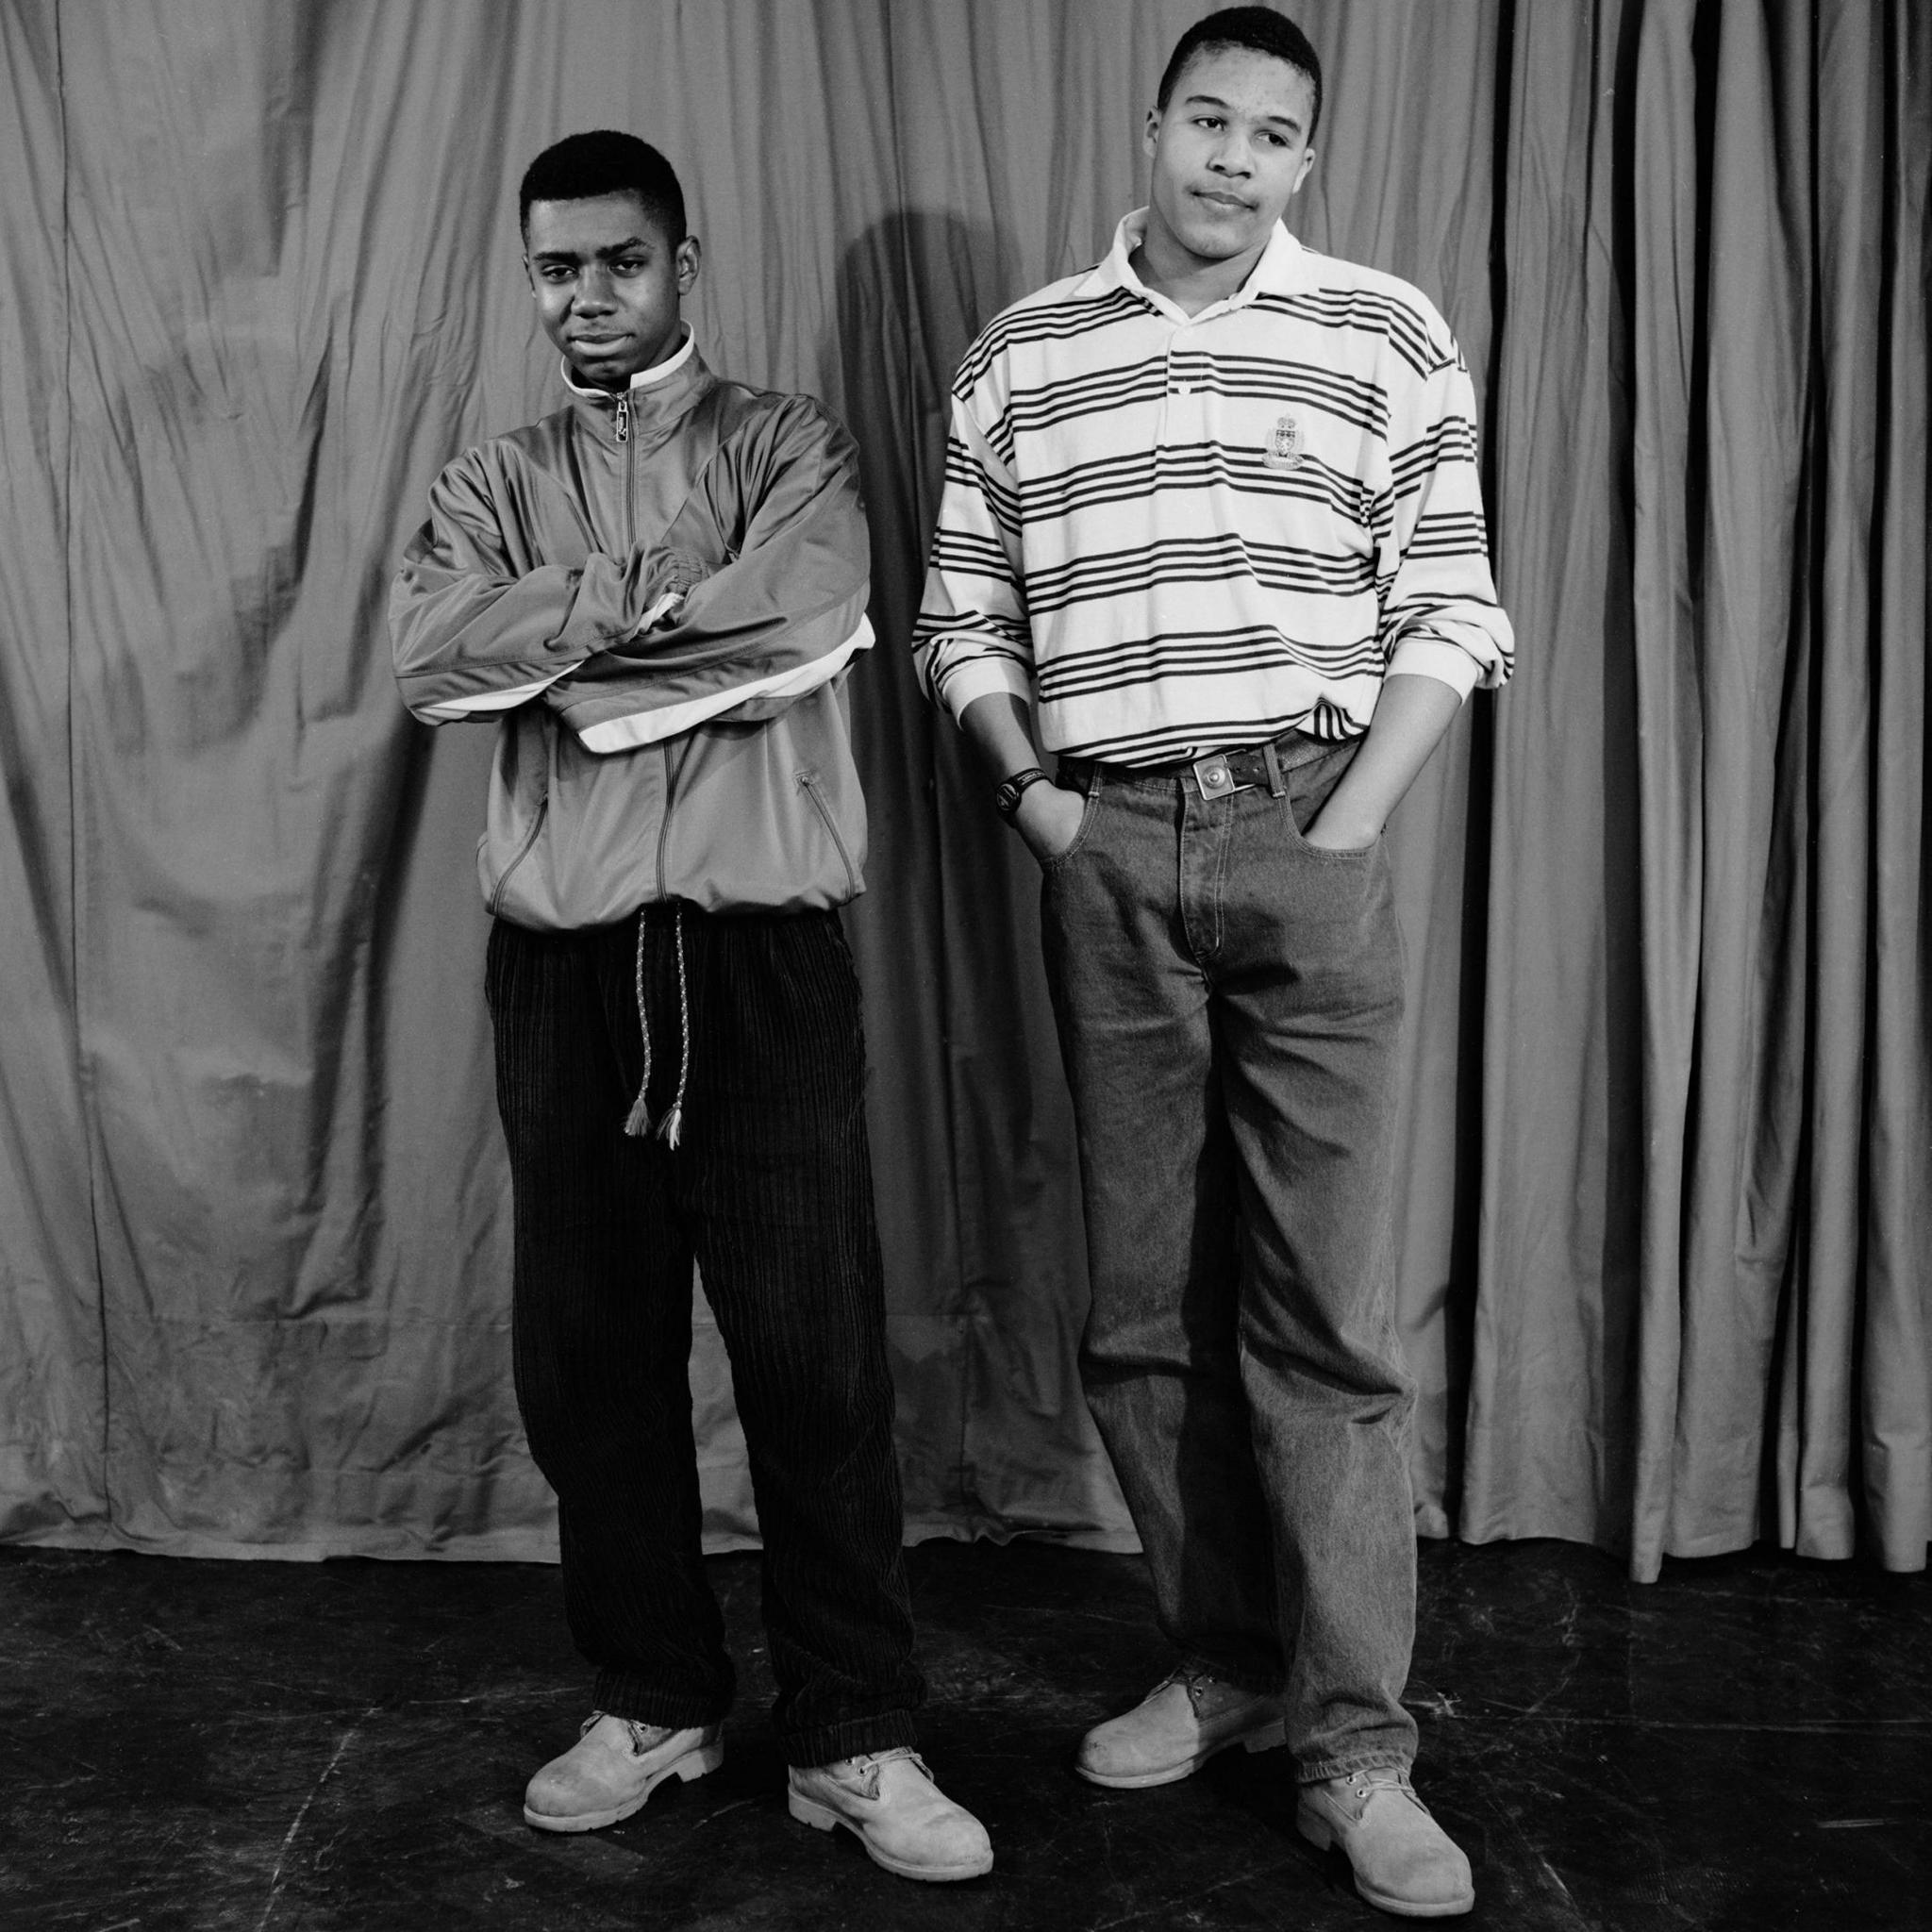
[1261,739,1286,797]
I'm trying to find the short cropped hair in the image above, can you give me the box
[1156,7,1324,139]
[518,130,687,245]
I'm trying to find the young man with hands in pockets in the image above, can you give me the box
[916,10,1512,1918]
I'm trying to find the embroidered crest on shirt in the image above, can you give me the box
[1264,414,1305,472]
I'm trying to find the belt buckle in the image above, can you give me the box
[1191,753,1236,799]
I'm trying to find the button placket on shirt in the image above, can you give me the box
[1159,324,1209,443]
[1158,291,1243,441]
[1155,325,1181,442]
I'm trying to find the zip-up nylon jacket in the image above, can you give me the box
[390,337,874,928]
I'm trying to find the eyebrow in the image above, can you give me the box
[1182,90,1304,134]
[529,236,653,264]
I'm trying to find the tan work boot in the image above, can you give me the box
[523,1712,723,1832]
[1296,1766,1474,1917]
[1075,1667,1286,1788]
[787,1746,993,1881]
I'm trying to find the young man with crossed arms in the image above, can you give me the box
[393,130,991,1885]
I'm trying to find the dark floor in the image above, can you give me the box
[0,1536,1927,1932]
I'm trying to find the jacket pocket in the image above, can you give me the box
[485,796,548,916]
[797,769,860,898]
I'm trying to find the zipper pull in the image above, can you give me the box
[614,395,630,443]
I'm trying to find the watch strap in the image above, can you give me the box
[994,766,1052,823]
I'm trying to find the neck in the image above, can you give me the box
[1132,213,1270,318]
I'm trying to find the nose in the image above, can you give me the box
[574,264,616,312]
[1209,134,1253,177]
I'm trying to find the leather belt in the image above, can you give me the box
[1060,729,1342,802]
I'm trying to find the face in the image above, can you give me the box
[1144,46,1317,268]
[524,192,699,391]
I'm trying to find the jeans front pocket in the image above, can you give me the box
[1041,768,1106,877]
[1281,737,1370,851]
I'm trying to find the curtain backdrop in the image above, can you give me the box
[0,0,1924,1581]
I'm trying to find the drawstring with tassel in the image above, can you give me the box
[623,908,654,1137]
[659,908,690,1149]
[623,904,691,1149]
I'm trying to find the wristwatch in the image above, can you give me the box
[994,766,1053,823]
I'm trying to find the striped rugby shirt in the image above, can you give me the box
[914,210,1514,764]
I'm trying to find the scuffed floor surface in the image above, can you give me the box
[0,1537,1926,1930]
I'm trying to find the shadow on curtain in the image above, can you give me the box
[0,0,1923,1580]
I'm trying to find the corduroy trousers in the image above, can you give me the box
[485,902,924,1767]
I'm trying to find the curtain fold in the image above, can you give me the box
[1467,0,1646,1557]
[1859,0,1932,1573]
[0,0,1924,1575]
[0,1,107,1541]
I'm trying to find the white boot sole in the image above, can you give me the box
[1075,1715,1287,1790]
[524,1738,724,1833]
[786,1789,994,1882]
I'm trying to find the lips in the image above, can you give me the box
[1192,190,1255,211]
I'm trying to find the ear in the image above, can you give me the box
[522,255,536,296]
[675,234,702,293]
[1291,147,1317,196]
[1143,107,1161,161]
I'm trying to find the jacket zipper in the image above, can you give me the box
[656,739,695,900]
[655,744,675,899]
[798,772,860,897]
[487,798,549,915]
[616,388,681,903]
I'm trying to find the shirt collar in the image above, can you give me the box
[1087,208,1305,320]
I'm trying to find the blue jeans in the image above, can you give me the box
[1040,736,1419,1782]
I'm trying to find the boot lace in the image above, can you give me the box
[1342,1766,1426,1816]
[834,1746,929,1797]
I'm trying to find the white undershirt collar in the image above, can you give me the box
[560,325,696,398]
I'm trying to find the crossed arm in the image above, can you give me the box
[390,399,871,746]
